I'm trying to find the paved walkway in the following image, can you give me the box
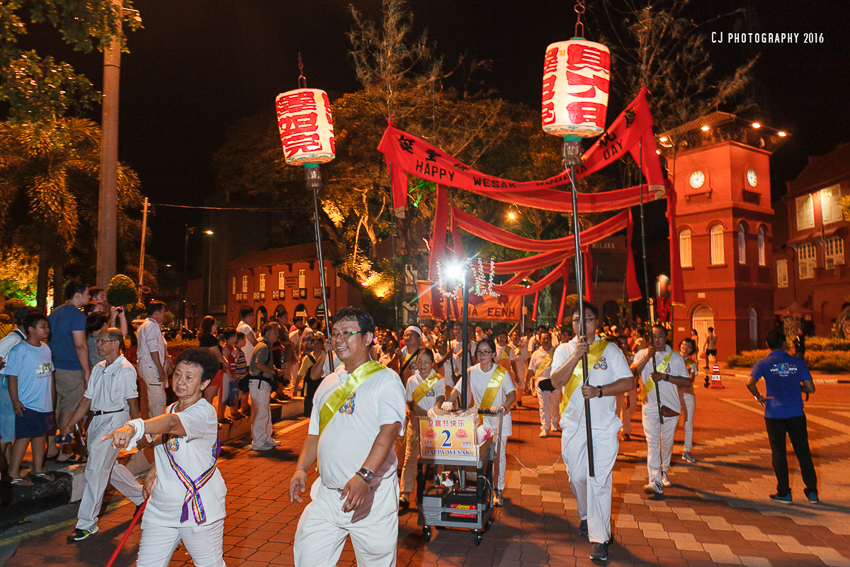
[2,374,849,566]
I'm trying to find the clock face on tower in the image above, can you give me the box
[746,168,758,187]
[689,170,706,189]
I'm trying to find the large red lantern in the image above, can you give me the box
[275,88,335,166]
[541,38,610,139]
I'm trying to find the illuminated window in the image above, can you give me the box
[278,271,285,290]
[798,242,816,279]
[737,223,747,264]
[776,259,788,288]
[758,227,766,266]
[259,273,266,292]
[298,269,306,288]
[679,228,692,268]
[796,195,814,230]
[821,185,842,225]
[825,236,845,268]
[242,275,248,293]
[710,224,725,265]
[232,277,236,295]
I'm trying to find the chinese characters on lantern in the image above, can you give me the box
[541,39,610,138]
[275,88,336,166]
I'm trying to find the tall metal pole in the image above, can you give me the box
[638,139,663,424]
[460,264,470,410]
[137,197,148,303]
[306,164,334,369]
[96,0,122,289]
[565,138,594,477]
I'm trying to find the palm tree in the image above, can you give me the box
[0,118,142,311]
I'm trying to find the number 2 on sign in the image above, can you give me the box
[440,430,452,448]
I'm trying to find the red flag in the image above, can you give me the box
[583,246,594,304]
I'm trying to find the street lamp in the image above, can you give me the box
[205,230,214,314]
[444,259,471,409]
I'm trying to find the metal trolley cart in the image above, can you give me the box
[416,408,503,545]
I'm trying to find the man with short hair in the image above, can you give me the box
[631,324,691,495]
[0,307,33,462]
[237,306,257,369]
[289,307,406,567]
[48,280,90,461]
[392,326,422,382]
[136,301,169,418]
[528,331,560,437]
[747,328,818,504]
[65,327,144,541]
[249,322,282,451]
[550,305,634,561]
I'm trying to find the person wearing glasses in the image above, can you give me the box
[550,305,634,561]
[444,337,517,507]
[631,323,690,496]
[64,327,144,542]
[288,307,406,567]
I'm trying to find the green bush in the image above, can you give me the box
[107,274,137,306]
[805,337,850,352]
[727,349,850,373]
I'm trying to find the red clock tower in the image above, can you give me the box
[658,113,788,358]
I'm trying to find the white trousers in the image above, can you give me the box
[562,426,619,544]
[140,364,166,418]
[294,475,399,567]
[400,419,420,494]
[516,359,528,390]
[76,412,145,531]
[536,387,561,431]
[617,388,636,435]
[493,428,508,491]
[137,518,225,567]
[682,393,695,452]
[642,404,679,485]
[249,380,273,448]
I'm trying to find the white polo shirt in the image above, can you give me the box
[633,344,688,413]
[453,363,515,436]
[405,369,446,416]
[85,354,138,412]
[136,318,166,369]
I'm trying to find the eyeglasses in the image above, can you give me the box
[476,350,494,356]
[95,339,118,345]
[331,331,360,340]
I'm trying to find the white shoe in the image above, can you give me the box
[682,452,697,463]
[251,444,270,451]
[539,430,549,438]
[269,440,281,447]
[494,491,504,507]
[661,472,672,487]
[549,426,560,434]
[643,481,663,495]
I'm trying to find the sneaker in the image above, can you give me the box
[661,472,672,487]
[269,439,281,447]
[682,452,697,463]
[67,527,99,542]
[643,481,663,495]
[770,492,792,504]
[806,491,819,504]
[251,443,270,451]
[590,542,608,561]
[579,519,588,538]
[494,490,504,507]
[539,430,549,438]
[398,495,410,514]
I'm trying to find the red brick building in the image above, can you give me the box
[226,242,362,328]
[773,143,849,336]
[659,113,787,356]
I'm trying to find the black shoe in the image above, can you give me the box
[67,527,98,542]
[398,496,410,514]
[579,519,588,538]
[590,542,608,560]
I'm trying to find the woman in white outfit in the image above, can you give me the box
[104,347,226,567]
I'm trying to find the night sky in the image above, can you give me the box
[19,0,850,266]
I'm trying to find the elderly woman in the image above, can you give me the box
[103,347,225,567]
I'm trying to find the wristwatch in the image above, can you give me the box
[597,385,604,398]
[356,467,374,483]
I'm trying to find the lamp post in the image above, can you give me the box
[204,230,214,314]
[181,225,195,335]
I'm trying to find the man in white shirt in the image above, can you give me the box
[136,301,169,418]
[495,329,519,395]
[393,326,422,383]
[236,306,257,373]
[509,330,528,395]
[289,307,406,567]
[550,305,634,561]
[64,327,144,541]
[433,336,460,390]
[631,323,691,496]
[527,331,560,437]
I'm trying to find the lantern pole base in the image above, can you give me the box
[562,137,583,167]
[305,163,322,190]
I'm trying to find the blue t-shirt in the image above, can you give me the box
[750,350,811,419]
[47,304,86,371]
[5,341,54,412]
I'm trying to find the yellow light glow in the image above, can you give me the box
[778,131,787,137]
[752,122,761,129]
[655,149,661,155]
[659,136,668,143]
[204,230,214,235]
[700,125,710,131]
[508,212,516,220]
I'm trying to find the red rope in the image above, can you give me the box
[105,499,147,567]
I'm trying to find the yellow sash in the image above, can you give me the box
[412,373,442,406]
[400,349,419,374]
[478,366,507,424]
[531,349,555,382]
[499,347,510,362]
[318,361,385,438]
[638,350,673,402]
[559,339,607,415]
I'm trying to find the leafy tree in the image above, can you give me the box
[0,117,142,310]
[0,0,142,132]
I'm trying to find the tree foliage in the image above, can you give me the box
[0,0,142,130]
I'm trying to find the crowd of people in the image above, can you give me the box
[0,285,820,566]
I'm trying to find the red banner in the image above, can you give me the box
[418,282,522,322]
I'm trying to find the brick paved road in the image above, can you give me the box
[3,374,849,566]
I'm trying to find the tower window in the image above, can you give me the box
[737,223,747,265]
[710,224,725,265]
[758,227,766,266]
[679,228,692,268]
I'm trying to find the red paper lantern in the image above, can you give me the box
[542,38,610,138]
[275,88,335,166]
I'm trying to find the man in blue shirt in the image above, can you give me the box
[747,328,818,504]
[47,280,90,462]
